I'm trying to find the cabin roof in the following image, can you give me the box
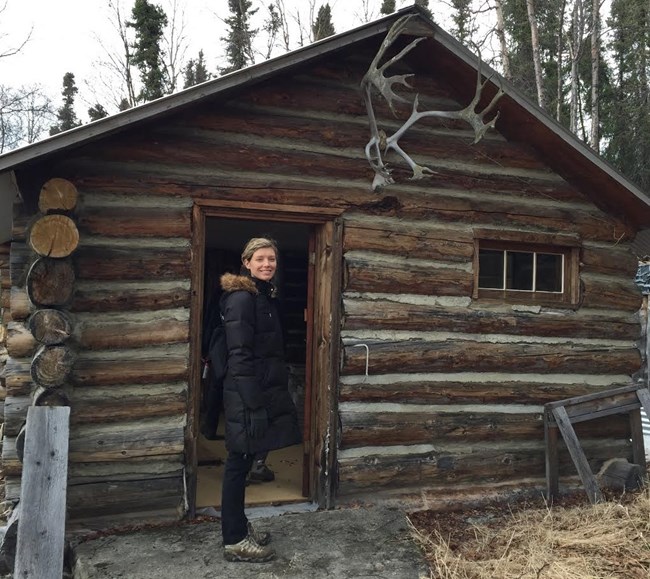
[1,5,649,229]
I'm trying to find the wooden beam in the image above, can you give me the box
[551,406,603,504]
[14,406,70,579]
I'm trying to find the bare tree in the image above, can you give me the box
[0,0,31,59]
[555,0,567,121]
[162,0,189,93]
[493,0,511,79]
[526,0,545,108]
[567,0,585,134]
[0,84,53,152]
[589,0,600,150]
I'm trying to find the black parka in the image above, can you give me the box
[219,273,302,455]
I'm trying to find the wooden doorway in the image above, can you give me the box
[188,201,342,514]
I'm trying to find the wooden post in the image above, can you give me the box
[14,406,70,579]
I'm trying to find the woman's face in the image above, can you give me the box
[244,247,277,281]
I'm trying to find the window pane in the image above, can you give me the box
[506,251,533,290]
[479,249,504,288]
[536,253,563,292]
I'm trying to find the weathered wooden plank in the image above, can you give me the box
[339,378,632,405]
[339,410,628,448]
[15,406,70,579]
[74,247,191,281]
[342,297,640,340]
[552,406,603,503]
[342,340,641,376]
[68,419,184,462]
[67,456,184,484]
[9,242,32,288]
[337,439,631,494]
[1,436,22,475]
[345,256,472,296]
[72,356,188,386]
[78,206,191,238]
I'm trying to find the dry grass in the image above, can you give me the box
[409,488,650,578]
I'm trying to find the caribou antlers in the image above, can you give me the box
[361,15,505,190]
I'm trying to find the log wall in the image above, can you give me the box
[6,47,644,515]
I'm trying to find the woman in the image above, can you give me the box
[219,237,302,563]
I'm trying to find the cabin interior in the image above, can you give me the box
[197,217,311,508]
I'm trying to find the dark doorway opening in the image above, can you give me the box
[197,217,310,508]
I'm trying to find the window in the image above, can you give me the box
[473,232,580,305]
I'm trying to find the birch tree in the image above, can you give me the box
[526,0,545,108]
[493,0,511,79]
[589,0,600,150]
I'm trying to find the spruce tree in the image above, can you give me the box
[88,103,109,122]
[221,0,258,74]
[49,72,81,135]
[414,0,433,19]
[128,0,169,102]
[450,0,476,45]
[312,4,336,41]
[602,0,650,191]
[184,50,211,88]
[380,0,396,15]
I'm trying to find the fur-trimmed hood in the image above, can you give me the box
[220,273,259,294]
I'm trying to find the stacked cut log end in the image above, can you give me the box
[11,178,80,469]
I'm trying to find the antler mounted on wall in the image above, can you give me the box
[361,15,505,190]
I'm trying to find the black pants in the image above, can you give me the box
[221,451,254,545]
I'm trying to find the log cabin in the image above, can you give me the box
[1,5,649,528]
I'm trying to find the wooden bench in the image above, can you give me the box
[14,406,70,579]
[544,384,650,504]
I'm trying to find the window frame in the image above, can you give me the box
[472,229,581,306]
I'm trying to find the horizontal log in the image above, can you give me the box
[2,436,22,475]
[580,246,639,278]
[3,357,33,396]
[342,297,641,340]
[28,309,73,345]
[78,206,191,238]
[9,287,32,320]
[4,396,30,435]
[74,247,191,281]
[31,344,75,387]
[340,410,629,449]
[343,222,473,262]
[76,316,189,350]
[345,256,472,296]
[72,357,188,386]
[71,170,632,244]
[68,456,184,484]
[71,389,186,424]
[6,322,37,358]
[337,439,632,494]
[67,476,184,519]
[33,385,70,407]
[339,379,632,405]
[342,340,641,376]
[28,214,79,258]
[71,283,191,312]
[581,276,643,312]
[39,178,78,213]
[68,420,185,462]
[27,257,75,307]
[10,242,32,287]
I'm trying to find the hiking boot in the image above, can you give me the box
[248,463,275,483]
[223,536,275,563]
[247,521,271,546]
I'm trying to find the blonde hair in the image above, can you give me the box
[241,237,278,263]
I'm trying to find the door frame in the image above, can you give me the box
[187,199,343,515]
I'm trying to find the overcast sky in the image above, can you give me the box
[1,1,454,118]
